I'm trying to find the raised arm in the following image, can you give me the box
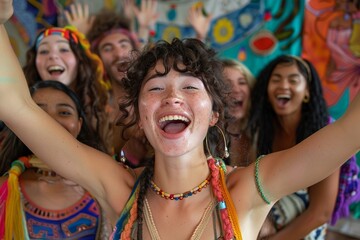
[187,3,212,42]
[64,3,94,35]
[259,93,360,204]
[0,1,133,223]
[132,0,159,46]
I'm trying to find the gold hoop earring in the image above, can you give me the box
[205,125,229,159]
[205,134,211,157]
[303,95,310,103]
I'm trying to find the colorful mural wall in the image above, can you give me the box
[303,0,360,119]
[5,0,359,119]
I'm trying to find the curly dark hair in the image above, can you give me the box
[248,55,329,156]
[116,38,228,237]
[0,81,102,175]
[87,8,136,53]
[118,38,228,157]
[22,28,109,152]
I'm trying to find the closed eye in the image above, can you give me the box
[289,78,299,84]
[60,47,71,53]
[270,78,280,83]
[183,86,198,90]
[38,49,49,55]
[149,87,164,91]
[59,110,73,116]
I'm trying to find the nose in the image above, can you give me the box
[114,46,128,59]
[48,50,59,60]
[162,88,182,105]
[279,79,290,89]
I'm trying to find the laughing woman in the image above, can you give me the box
[0,81,110,239]
[0,2,360,239]
[22,24,111,153]
[248,55,357,239]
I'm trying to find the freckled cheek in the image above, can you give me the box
[196,98,213,121]
[138,98,152,125]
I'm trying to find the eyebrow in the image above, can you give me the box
[100,39,132,49]
[36,102,76,111]
[57,103,76,110]
[118,39,131,44]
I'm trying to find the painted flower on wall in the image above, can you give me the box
[213,18,234,44]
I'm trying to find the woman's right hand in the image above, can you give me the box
[0,0,13,24]
[64,3,94,36]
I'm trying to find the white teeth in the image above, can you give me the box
[48,66,64,71]
[276,94,290,100]
[159,115,190,123]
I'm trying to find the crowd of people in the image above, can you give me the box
[0,0,359,239]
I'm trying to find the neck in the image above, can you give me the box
[273,114,301,151]
[34,167,57,177]
[275,112,301,136]
[152,150,210,195]
[227,119,244,136]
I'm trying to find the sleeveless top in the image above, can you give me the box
[21,184,101,239]
[270,189,327,240]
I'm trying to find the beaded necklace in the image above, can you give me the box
[34,168,57,177]
[150,174,211,200]
[33,167,63,184]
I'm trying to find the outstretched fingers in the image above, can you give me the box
[0,0,13,24]
[64,2,94,35]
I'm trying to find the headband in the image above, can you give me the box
[34,26,111,90]
[35,28,79,50]
[90,28,139,51]
[290,55,312,82]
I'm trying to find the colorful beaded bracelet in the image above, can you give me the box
[255,155,271,204]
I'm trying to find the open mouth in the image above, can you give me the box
[114,59,131,73]
[47,65,65,76]
[231,99,243,108]
[159,115,190,134]
[276,94,291,106]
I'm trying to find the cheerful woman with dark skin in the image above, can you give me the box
[249,55,341,239]
[1,2,360,239]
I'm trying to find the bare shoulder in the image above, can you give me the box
[227,165,258,203]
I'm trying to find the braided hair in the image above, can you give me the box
[117,38,230,238]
